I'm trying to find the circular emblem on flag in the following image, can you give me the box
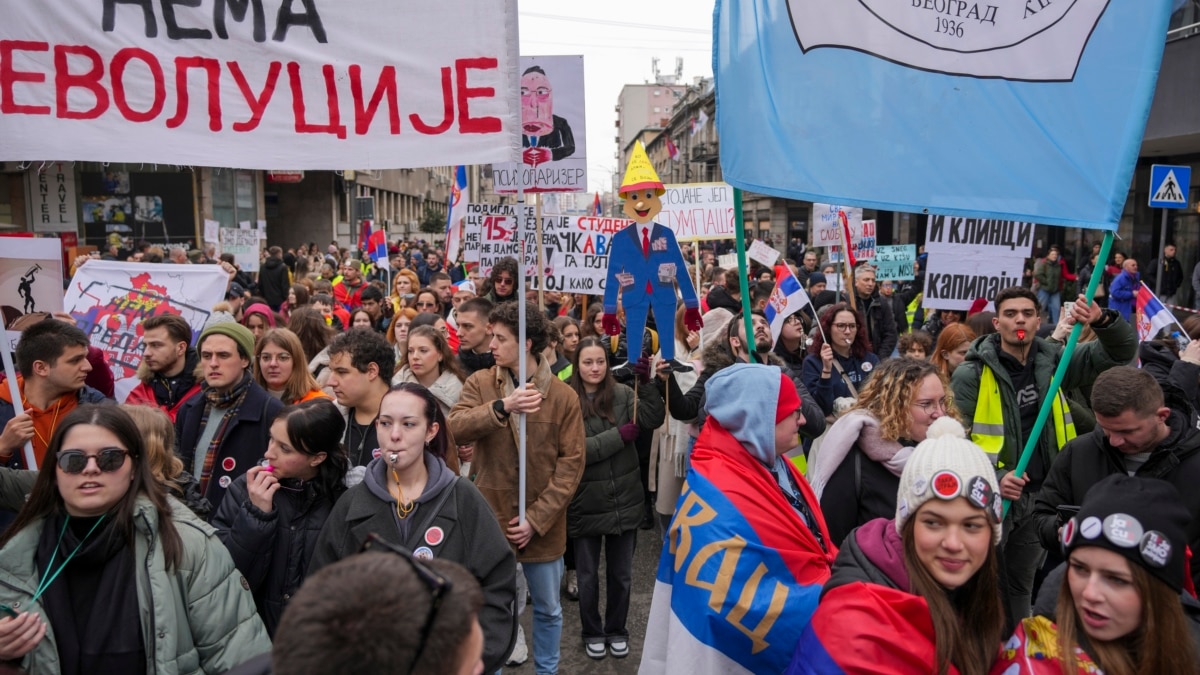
[861,361,873,373]
[413,546,434,561]
[222,457,236,472]
[1061,517,1077,549]
[1102,513,1143,548]
[931,471,961,500]
[1080,516,1103,540]
[1139,531,1171,568]
[218,475,232,489]
[425,526,445,547]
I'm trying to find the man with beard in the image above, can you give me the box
[127,314,201,421]
[951,286,1135,623]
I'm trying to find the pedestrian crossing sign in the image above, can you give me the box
[1149,164,1190,208]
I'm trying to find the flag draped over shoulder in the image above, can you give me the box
[1135,281,1181,343]
[639,423,835,674]
[714,0,1174,230]
[766,264,811,344]
[445,166,468,264]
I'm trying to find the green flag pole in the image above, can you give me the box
[733,189,756,364]
[1002,229,1114,518]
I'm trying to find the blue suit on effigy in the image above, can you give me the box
[603,222,698,362]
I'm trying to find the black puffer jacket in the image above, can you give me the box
[568,381,664,538]
[1139,340,1200,411]
[258,256,290,310]
[1033,387,1200,589]
[213,474,341,636]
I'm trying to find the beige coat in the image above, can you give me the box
[448,356,585,563]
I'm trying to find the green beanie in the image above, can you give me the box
[198,322,256,363]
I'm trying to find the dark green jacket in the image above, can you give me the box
[568,381,664,537]
[950,310,1137,474]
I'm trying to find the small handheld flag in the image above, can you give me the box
[765,264,812,345]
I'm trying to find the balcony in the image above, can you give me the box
[691,142,720,162]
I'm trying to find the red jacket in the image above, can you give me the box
[125,381,201,422]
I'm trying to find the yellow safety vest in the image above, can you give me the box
[905,294,922,334]
[972,365,1076,469]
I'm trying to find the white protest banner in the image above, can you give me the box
[64,261,228,401]
[25,164,79,234]
[0,238,65,351]
[659,182,735,241]
[221,227,260,272]
[203,219,220,245]
[810,204,863,248]
[462,203,537,276]
[531,214,621,294]
[494,55,587,193]
[718,253,738,269]
[0,0,520,169]
[924,215,1034,257]
[875,245,917,282]
[828,219,877,263]
[748,239,781,267]
[922,253,1023,312]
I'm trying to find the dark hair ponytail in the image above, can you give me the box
[276,399,349,501]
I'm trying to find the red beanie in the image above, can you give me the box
[776,373,801,423]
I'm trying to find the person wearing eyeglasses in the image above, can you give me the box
[312,383,517,673]
[483,257,519,305]
[0,405,270,673]
[807,358,958,546]
[254,329,330,406]
[261,549,487,675]
[213,400,348,637]
[801,302,880,420]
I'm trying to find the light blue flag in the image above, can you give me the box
[714,0,1176,231]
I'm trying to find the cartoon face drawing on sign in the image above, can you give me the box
[520,66,576,165]
[786,0,1112,81]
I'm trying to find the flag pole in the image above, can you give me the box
[695,243,704,351]
[733,189,756,364]
[1003,229,1114,517]
[517,185,528,527]
[536,196,545,313]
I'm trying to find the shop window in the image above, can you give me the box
[212,170,257,228]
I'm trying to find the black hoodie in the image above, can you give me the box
[1033,386,1200,589]
[258,255,290,310]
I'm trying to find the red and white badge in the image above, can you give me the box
[222,457,236,472]
[425,526,445,547]
[931,471,961,499]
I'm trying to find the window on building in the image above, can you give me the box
[211,170,257,229]
[654,107,661,113]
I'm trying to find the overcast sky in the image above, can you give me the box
[517,2,715,194]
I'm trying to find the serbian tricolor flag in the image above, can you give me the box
[445,165,468,264]
[1135,281,1182,343]
[787,582,943,675]
[593,191,603,216]
[367,225,387,263]
[666,136,681,161]
[640,422,835,674]
[765,264,811,345]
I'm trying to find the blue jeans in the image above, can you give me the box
[523,558,564,675]
[1036,289,1061,324]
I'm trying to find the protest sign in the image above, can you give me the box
[810,204,863,248]
[924,216,1034,258]
[828,219,877,263]
[461,203,537,276]
[875,245,916,282]
[493,55,587,193]
[0,0,521,170]
[0,238,65,351]
[922,253,1023,312]
[748,239,781,267]
[718,253,738,269]
[203,220,220,245]
[63,261,228,401]
[659,183,735,241]
[531,214,620,294]
[221,228,260,272]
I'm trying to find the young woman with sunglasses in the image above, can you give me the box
[311,382,516,673]
[0,404,269,672]
[807,358,957,546]
[212,399,348,636]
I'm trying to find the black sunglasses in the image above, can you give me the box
[57,448,129,474]
[359,533,452,674]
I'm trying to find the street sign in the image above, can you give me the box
[1149,164,1191,208]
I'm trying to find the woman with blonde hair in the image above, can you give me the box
[254,328,330,405]
[121,404,211,518]
[931,323,977,380]
[807,357,959,546]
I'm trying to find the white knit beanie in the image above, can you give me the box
[895,417,1003,544]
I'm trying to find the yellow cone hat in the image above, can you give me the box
[619,141,665,196]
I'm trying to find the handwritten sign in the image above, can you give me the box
[220,228,260,273]
[875,245,916,281]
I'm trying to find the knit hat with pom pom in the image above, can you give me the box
[894,417,1003,544]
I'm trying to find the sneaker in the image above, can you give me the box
[565,569,579,601]
[586,642,607,660]
[506,625,528,666]
[608,638,629,658]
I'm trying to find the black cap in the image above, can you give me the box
[227,282,247,299]
[1061,474,1189,592]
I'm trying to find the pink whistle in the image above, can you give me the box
[261,465,274,473]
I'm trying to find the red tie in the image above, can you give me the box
[642,228,653,293]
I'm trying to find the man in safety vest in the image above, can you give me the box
[950,285,1135,624]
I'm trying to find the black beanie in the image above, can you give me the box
[1061,474,1189,592]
